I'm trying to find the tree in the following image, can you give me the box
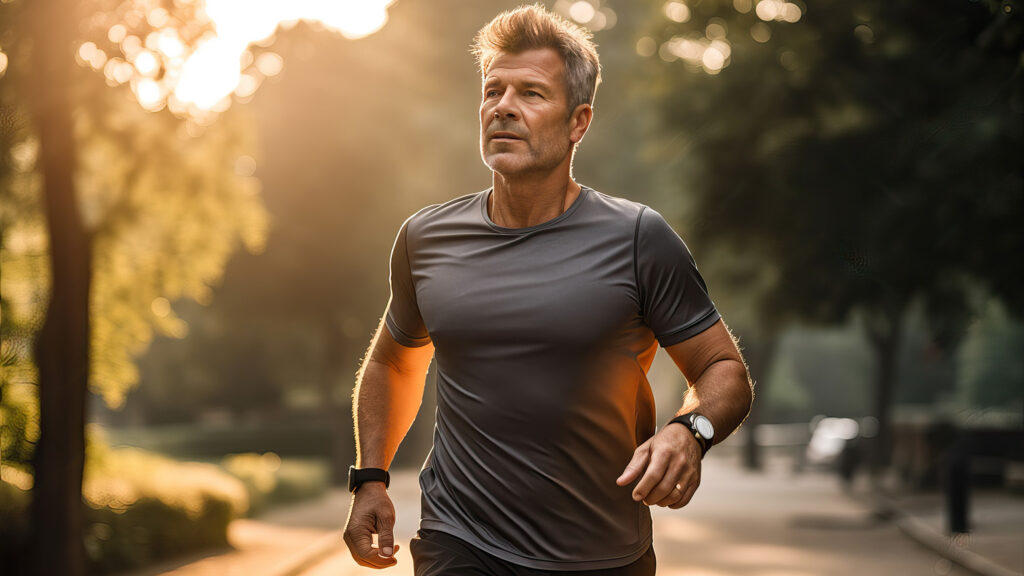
[2,0,269,573]
[640,0,1023,471]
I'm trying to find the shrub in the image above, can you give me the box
[83,446,249,573]
[220,452,328,516]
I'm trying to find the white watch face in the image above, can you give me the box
[695,416,714,439]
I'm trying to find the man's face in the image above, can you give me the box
[479,48,578,177]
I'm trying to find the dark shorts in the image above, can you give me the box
[410,529,657,576]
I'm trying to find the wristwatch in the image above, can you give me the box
[348,466,390,493]
[667,412,715,457]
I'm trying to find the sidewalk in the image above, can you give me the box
[119,455,1024,576]
[871,488,1024,576]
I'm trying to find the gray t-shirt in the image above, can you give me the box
[385,186,720,571]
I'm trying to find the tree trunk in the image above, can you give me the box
[867,313,903,479]
[26,1,91,575]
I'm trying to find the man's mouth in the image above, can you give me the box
[491,131,523,141]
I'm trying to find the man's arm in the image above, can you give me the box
[353,316,435,469]
[343,315,434,569]
[616,319,752,509]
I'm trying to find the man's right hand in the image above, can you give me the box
[343,482,400,568]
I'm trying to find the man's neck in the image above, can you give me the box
[489,170,581,229]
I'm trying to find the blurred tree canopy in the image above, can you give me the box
[643,0,1022,344]
[0,11,268,456]
[637,0,1022,464]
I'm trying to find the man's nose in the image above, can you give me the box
[494,90,520,119]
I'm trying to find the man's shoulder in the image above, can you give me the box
[580,185,651,222]
[403,190,488,232]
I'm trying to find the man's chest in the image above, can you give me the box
[409,231,641,351]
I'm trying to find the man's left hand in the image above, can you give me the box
[615,423,701,509]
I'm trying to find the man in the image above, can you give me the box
[343,5,753,575]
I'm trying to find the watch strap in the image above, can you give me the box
[668,413,711,456]
[348,466,390,492]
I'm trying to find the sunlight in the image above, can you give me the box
[82,0,396,119]
[756,0,803,23]
[645,0,802,73]
[553,0,618,32]
[664,1,691,23]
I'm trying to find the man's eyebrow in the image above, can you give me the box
[521,80,551,91]
[482,76,551,89]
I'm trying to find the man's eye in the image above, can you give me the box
[525,90,540,97]
[485,90,500,97]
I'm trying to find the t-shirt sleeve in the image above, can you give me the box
[384,220,431,347]
[636,207,721,347]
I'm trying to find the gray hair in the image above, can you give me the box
[472,4,602,114]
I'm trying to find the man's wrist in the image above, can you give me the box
[352,480,388,494]
[348,465,391,493]
[667,412,714,457]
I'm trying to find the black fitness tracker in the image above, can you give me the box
[348,466,390,493]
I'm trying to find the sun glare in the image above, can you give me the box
[79,0,396,120]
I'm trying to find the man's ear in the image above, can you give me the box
[569,103,593,144]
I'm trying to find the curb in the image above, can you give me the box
[867,495,1020,576]
[268,529,344,576]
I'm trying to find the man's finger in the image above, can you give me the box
[654,484,684,507]
[646,470,683,506]
[344,524,398,569]
[344,530,384,568]
[632,453,669,502]
[616,442,650,486]
[667,468,701,509]
[349,543,400,569]
[377,523,396,558]
[669,482,699,509]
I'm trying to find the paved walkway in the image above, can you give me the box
[116,454,1023,576]
[874,488,1024,576]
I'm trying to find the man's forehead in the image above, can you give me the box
[483,48,565,84]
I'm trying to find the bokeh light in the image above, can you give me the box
[750,22,772,43]
[755,0,803,23]
[636,36,657,58]
[553,0,617,32]
[733,0,754,14]
[569,1,596,24]
[658,32,733,74]
[664,1,691,23]
[655,0,805,73]
[78,0,397,119]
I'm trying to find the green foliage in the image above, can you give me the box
[763,324,874,422]
[957,298,1024,408]
[80,94,269,407]
[641,0,1023,342]
[1,7,270,426]
[1,426,331,574]
[82,444,248,573]
[0,429,251,574]
[104,419,336,459]
[0,87,45,469]
[85,493,236,573]
[220,452,328,516]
